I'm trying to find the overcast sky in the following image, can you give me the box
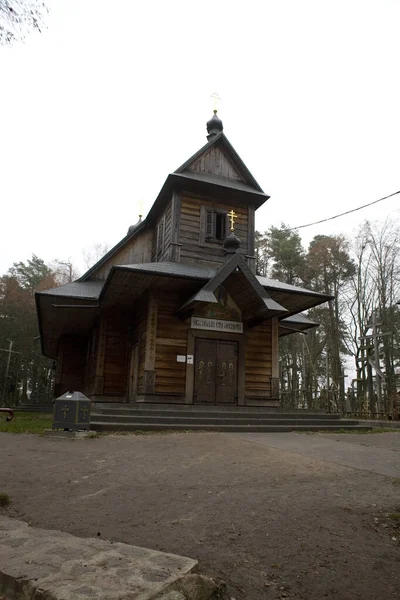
[1,0,399,277]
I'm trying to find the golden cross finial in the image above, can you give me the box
[228,209,237,232]
[138,199,143,219]
[210,91,221,112]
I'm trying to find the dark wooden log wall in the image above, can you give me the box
[102,311,129,397]
[131,296,148,394]
[179,195,249,269]
[55,335,87,397]
[244,321,273,398]
[83,327,98,396]
[154,292,189,395]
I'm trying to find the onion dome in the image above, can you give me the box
[223,231,241,254]
[206,110,223,140]
[127,215,142,236]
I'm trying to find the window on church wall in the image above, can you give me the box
[203,208,227,243]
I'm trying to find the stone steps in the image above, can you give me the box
[93,414,357,427]
[94,409,341,420]
[94,402,329,413]
[91,421,370,433]
[90,403,368,433]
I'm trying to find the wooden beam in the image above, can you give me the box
[144,294,157,393]
[94,318,107,395]
[271,317,279,379]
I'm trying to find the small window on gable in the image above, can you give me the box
[203,208,227,243]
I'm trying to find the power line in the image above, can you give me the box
[288,190,400,231]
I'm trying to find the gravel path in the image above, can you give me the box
[231,431,400,477]
[1,431,399,600]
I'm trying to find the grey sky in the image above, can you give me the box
[1,0,399,276]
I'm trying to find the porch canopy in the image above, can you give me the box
[36,260,331,359]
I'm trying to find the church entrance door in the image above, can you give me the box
[194,339,237,405]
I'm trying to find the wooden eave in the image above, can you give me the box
[36,293,100,359]
[278,313,319,337]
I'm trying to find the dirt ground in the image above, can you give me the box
[1,431,400,600]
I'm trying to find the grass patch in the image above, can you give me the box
[0,412,52,435]
[392,478,400,486]
[388,513,400,521]
[85,431,101,439]
[0,493,11,507]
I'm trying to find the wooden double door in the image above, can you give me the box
[194,339,238,405]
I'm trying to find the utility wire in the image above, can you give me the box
[288,190,400,231]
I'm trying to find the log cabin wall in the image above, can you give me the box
[179,194,249,269]
[83,326,98,397]
[55,335,87,397]
[91,229,153,280]
[102,310,129,398]
[131,296,148,395]
[151,202,173,262]
[244,321,273,400]
[154,292,189,397]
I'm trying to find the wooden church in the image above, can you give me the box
[36,112,330,407]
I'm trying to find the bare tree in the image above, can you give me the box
[82,242,110,271]
[0,0,48,45]
[365,219,400,411]
[51,259,80,286]
[343,218,400,415]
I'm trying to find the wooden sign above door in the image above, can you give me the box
[191,317,243,334]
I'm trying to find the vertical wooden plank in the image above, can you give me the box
[54,338,64,397]
[94,318,107,395]
[271,317,279,379]
[247,205,255,272]
[170,191,182,262]
[144,294,157,393]
[199,204,206,247]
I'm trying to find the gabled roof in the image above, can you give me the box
[175,132,266,194]
[178,253,287,321]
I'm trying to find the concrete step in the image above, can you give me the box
[93,408,341,420]
[94,402,331,414]
[91,414,358,426]
[91,421,371,433]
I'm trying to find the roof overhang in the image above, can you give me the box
[37,261,332,358]
[279,314,319,337]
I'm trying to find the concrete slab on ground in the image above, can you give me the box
[0,516,197,600]
[230,431,400,478]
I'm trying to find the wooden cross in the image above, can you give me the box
[210,91,221,112]
[61,405,70,419]
[228,209,237,232]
